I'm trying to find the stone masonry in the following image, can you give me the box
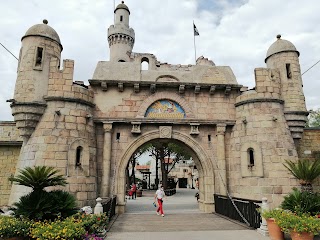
[0,2,318,213]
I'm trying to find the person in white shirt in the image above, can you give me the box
[155,185,166,217]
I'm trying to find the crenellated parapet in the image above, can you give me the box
[107,31,135,48]
[46,58,94,106]
[235,68,282,107]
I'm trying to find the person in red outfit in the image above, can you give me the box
[154,185,166,217]
[131,183,137,200]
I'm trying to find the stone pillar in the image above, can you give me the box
[258,197,269,236]
[94,197,103,214]
[101,122,113,197]
[216,124,227,196]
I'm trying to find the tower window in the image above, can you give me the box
[76,146,83,166]
[208,135,211,142]
[286,63,292,79]
[116,132,121,141]
[248,148,254,167]
[35,47,43,66]
[141,57,149,70]
[120,15,123,22]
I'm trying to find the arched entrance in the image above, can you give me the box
[114,129,215,214]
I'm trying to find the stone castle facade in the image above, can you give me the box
[1,2,319,212]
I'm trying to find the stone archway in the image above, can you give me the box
[115,129,215,214]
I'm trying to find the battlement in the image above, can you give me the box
[46,59,94,106]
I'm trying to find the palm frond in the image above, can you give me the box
[8,166,67,190]
[283,159,320,184]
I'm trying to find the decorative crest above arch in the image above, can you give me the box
[136,92,194,118]
[145,99,185,119]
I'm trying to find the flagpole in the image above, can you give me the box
[193,21,197,65]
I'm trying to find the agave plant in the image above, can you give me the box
[283,158,320,192]
[8,166,67,191]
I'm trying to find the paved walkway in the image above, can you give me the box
[106,189,270,240]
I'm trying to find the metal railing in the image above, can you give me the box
[214,194,262,229]
[164,188,176,196]
[102,196,117,219]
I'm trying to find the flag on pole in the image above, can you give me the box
[193,23,200,36]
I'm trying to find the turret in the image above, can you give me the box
[107,1,135,62]
[11,19,63,140]
[265,35,308,140]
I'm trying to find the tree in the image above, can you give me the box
[283,158,320,192]
[8,166,77,220]
[9,166,67,191]
[125,144,149,189]
[306,109,320,127]
[145,142,192,189]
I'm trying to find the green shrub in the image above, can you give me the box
[30,216,86,240]
[0,216,32,238]
[280,188,320,216]
[260,208,284,220]
[12,190,77,221]
[276,212,320,235]
[74,213,109,234]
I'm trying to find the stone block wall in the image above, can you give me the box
[0,146,21,206]
[9,58,97,207]
[229,99,299,208]
[297,128,320,191]
[0,122,22,206]
[93,86,237,121]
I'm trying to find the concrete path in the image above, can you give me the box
[106,188,270,240]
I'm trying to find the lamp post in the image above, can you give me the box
[191,174,194,189]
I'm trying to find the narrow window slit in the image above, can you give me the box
[35,47,43,66]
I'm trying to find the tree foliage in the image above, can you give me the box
[283,158,320,191]
[9,166,76,221]
[145,141,192,189]
[306,108,320,127]
[9,166,67,191]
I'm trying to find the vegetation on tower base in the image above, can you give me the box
[0,166,110,239]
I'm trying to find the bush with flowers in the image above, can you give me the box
[276,211,320,235]
[29,213,109,240]
[0,215,32,238]
[0,213,109,240]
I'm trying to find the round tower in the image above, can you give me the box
[108,1,135,62]
[265,35,308,140]
[11,20,63,140]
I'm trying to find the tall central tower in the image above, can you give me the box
[108,1,135,62]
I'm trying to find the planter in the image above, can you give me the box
[266,218,284,240]
[136,189,142,197]
[290,231,314,240]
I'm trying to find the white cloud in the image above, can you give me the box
[1,0,320,121]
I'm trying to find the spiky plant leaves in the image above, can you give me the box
[8,166,67,191]
[280,188,320,216]
[283,159,320,191]
[50,190,78,218]
[12,190,55,220]
[12,190,77,220]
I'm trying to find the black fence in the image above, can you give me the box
[165,188,176,196]
[102,196,117,219]
[214,194,262,229]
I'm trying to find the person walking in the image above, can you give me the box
[131,183,137,200]
[155,185,166,217]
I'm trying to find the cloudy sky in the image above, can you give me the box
[1,0,320,121]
